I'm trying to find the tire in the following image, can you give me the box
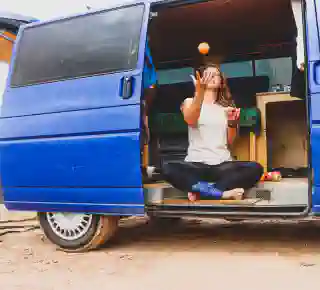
[38,212,119,252]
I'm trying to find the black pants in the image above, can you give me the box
[163,161,263,192]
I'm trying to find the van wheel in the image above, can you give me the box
[38,212,119,252]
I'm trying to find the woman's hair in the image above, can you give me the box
[196,62,235,107]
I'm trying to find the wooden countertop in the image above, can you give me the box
[256,91,290,96]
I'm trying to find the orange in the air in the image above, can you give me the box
[198,42,210,55]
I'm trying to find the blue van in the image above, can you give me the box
[1,0,319,252]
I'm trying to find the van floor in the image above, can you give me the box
[144,178,308,207]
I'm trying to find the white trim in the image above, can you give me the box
[291,0,305,67]
[0,62,9,108]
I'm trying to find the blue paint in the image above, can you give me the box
[304,0,320,63]
[4,188,145,216]
[0,1,151,215]
[2,71,142,118]
[143,40,157,88]
[1,133,142,188]
[306,0,320,214]
[0,105,141,140]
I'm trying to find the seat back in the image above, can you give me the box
[228,76,270,107]
[149,112,188,165]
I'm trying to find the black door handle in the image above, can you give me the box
[119,76,134,99]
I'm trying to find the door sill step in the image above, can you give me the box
[147,204,308,218]
[161,198,263,206]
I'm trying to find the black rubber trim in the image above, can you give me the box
[147,204,308,218]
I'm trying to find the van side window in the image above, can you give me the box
[11,4,145,87]
[158,67,194,85]
[220,61,253,78]
[255,57,292,91]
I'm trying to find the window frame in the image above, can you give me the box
[254,56,293,89]
[10,3,146,88]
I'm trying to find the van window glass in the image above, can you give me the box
[11,4,145,87]
[220,61,253,78]
[255,57,292,91]
[158,67,193,85]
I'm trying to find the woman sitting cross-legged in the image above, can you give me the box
[163,62,263,202]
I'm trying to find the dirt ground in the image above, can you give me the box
[1,217,320,290]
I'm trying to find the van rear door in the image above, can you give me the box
[1,3,150,215]
[305,0,320,212]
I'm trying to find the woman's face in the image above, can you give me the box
[203,66,222,90]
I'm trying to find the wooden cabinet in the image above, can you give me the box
[256,92,308,171]
[231,92,308,172]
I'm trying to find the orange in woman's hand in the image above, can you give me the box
[198,42,210,55]
[227,107,241,121]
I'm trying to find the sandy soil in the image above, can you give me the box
[1,217,320,290]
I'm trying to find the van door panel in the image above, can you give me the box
[306,0,320,212]
[2,134,142,197]
[4,188,145,215]
[1,132,141,188]
[1,3,150,215]
[305,0,320,62]
[2,71,142,118]
[0,105,140,140]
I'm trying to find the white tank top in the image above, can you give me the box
[185,103,232,165]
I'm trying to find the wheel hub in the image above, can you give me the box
[46,212,93,241]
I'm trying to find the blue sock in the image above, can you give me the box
[191,182,223,199]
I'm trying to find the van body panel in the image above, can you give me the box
[0,105,140,141]
[1,2,150,215]
[305,0,320,213]
[4,188,144,215]
[304,0,320,62]
[1,132,141,187]
[2,71,141,118]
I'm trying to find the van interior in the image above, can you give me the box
[142,0,310,216]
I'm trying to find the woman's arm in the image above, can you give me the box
[226,108,240,145]
[181,94,204,127]
[227,124,238,145]
[182,71,213,126]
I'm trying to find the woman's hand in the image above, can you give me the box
[226,107,240,121]
[226,107,240,129]
[190,71,215,93]
[299,62,305,72]
[226,107,240,145]
[183,71,214,127]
